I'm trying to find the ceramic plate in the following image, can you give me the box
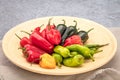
[2,16,117,75]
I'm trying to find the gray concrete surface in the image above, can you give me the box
[0,0,120,39]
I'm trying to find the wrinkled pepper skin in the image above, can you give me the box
[39,53,56,69]
[63,55,84,67]
[30,32,54,53]
[63,35,83,47]
[46,29,61,45]
[54,45,71,58]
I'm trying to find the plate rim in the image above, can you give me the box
[2,16,117,75]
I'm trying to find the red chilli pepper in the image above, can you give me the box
[23,44,46,56]
[26,50,40,64]
[30,32,54,53]
[40,18,55,38]
[63,35,83,47]
[46,28,61,45]
[15,34,32,47]
[32,24,44,35]
[21,44,46,64]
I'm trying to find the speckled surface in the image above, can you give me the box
[0,0,120,39]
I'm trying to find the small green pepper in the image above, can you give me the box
[63,55,84,67]
[52,53,63,67]
[66,44,94,61]
[54,45,71,58]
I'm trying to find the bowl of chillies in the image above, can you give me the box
[2,16,117,75]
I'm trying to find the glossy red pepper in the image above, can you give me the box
[40,29,46,39]
[46,28,61,45]
[26,50,40,64]
[40,18,55,38]
[63,35,83,47]
[21,44,46,63]
[30,32,54,53]
[32,24,44,36]
[23,44,46,56]
[15,34,32,47]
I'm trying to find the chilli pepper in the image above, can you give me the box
[52,53,63,67]
[61,20,78,45]
[15,34,32,47]
[66,44,94,61]
[68,20,78,37]
[40,18,55,39]
[77,28,94,43]
[32,24,44,35]
[30,32,54,53]
[85,43,109,56]
[63,54,84,67]
[54,45,72,58]
[23,44,46,56]
[26,50,41,64]
[40,18,61,45]
[39,53,56,69]
[46,28,61,45]
[56,19,67,36]
[85,43,109,49]
[63,35,83,47]
[21,44,46,64]
[21,30,54,53]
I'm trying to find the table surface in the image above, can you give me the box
[0,0,120,40]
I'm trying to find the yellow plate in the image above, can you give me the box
[2,16,117,75]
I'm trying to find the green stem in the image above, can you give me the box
[57,62,62,68]
[73,20,77,27]
[21,30,31,35]
[62,19,66,25]
[87,28,94,33]
[40,24,44,28]
[15,33,21,40]
[48,18,52,26]
[89,54,95,61]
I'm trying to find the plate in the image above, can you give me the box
[2,16,117,75]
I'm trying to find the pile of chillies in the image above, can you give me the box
[15,18,109,69]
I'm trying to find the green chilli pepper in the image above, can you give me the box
[66,44,94,61]
[63,54,84,67]
[54,45,71,58]
[52,53,63,67]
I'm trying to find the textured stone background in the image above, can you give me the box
[0,0,120,39]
